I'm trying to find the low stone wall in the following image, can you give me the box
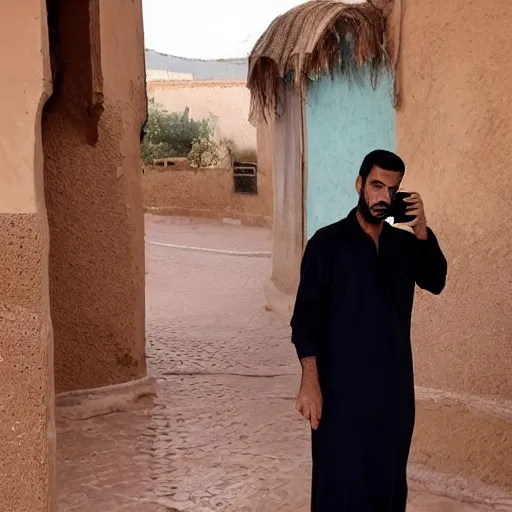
[142,164,272,227]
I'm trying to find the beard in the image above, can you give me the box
[357,193,390,225]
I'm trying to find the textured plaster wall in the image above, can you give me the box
[43,0,147,393]
[0,1,55,511]
[305,72,395,239]
[271,87,303,295]
[397,0,512,495]
[142,164,271,226]
[256,117,274,221]
[147,81,256,151]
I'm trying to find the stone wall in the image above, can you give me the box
[0,2,55,511]
[1,0,147,509]
[142,164,272,227]
[261,0,512,499]
[398,0,512,499]
[43,0,147,394]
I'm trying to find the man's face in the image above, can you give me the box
[356,165,403,224]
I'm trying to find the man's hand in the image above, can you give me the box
[296,357,323,430]
[404,192,428,240]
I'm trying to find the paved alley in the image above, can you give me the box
[57,215,490,511]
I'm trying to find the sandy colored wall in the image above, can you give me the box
[271,87,304,296]
[43,0,147,393]
[397,0,512,498]
[147,81,256,152]
[256,117,274,223]
[147,69,193,81]
[142,164,271,227]
[0,2,55,511]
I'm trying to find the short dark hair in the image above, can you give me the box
[359,150,405,181]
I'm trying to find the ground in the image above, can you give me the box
[57,215,490,511]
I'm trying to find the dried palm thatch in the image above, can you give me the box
[247,1,392,124]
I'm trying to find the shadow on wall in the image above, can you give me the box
[43,0,147,393]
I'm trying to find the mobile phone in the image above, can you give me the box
[392,191,415,223]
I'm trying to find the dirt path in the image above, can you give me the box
[57,216,489,512]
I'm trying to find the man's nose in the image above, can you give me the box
[379,188,392,204]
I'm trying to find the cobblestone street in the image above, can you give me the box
[57,216,490,511]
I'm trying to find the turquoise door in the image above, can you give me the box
[305,70,396,240]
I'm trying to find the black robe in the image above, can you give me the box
[291,208,447,512]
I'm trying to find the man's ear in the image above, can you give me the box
[355,176,363,195]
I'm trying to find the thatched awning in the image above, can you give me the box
[247,1,394,124]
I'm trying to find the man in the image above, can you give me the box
[291,150,447,511]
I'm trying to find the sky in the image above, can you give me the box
[141,0,306,60]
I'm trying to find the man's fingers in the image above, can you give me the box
[299,402,311,420]
[404,193,422,206]
[310,402,318,430]
[310,403,317,421]
[296,396,322,428]
[310,403,322,430]
[404,216,419,228]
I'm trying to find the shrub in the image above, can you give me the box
[140,99,212,164]
[188,137,220,167]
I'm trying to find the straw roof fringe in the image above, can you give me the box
[247,1,394,125]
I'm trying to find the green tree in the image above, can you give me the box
[140,99,212,164]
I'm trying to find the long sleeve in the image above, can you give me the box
[414,227,447,295]
[290,232,331,360]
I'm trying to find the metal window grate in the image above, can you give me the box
[233,162,258,195]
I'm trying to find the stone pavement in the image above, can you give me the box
[57,216,490,511]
